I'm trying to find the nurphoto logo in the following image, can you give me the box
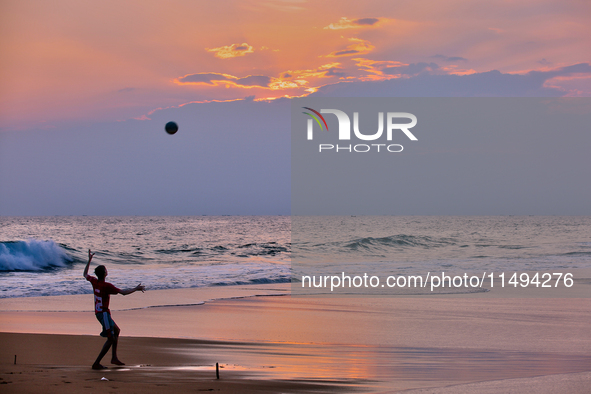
[302,107,418,153]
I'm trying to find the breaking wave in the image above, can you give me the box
[0,240,73,271]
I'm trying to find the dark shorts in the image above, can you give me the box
[96,312,117,338]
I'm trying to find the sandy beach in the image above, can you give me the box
[1,284,591,393]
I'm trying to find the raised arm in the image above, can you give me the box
[83,249,95,279]
[119,283,146,296]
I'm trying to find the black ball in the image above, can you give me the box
[165,121,178,135]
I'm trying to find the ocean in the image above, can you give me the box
[292,216,591,296]
[1,216,590,299]
[0,216,290,298]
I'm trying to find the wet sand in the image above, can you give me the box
[0,332,356,394]
[1,284,591,393]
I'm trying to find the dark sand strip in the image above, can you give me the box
[0,332,361,394]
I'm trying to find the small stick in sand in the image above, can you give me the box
[216,362,219,379]
[14,355,16,365]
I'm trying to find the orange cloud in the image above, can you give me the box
[175,72,271,88]
[174,71,313,92]
[282,63,344,79]
[172,61,351,99]
[353,58,406,80]
[324,17,383,30]
[206,43,255,59]
[268,80,302,90]
[325,38,375,57]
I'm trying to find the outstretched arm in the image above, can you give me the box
[119,283,145,296]
[83,249,95,279]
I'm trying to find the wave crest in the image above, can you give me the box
[0,240,72,271]
[345,235,455,250]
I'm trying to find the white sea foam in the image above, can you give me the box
[0,239,72,271]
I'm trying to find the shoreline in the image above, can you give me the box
[0,283,291,313]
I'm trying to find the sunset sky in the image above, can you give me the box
[1,0,590,129]
[0,0,590,215]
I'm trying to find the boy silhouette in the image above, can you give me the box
[84,249,145,369]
